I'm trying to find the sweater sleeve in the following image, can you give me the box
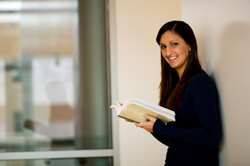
[151,120,170,146]
[153,76,221,149]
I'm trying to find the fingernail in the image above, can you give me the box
[141,113,145,116]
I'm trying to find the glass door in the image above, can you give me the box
[0,0,114,165]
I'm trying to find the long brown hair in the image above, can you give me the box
[156,21,201,111]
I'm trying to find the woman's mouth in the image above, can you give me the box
[169,56,177,60]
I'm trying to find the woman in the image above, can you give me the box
[134,21,221,166]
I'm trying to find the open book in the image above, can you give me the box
[110,98,175,124]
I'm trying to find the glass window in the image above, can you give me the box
[0,0,112,154]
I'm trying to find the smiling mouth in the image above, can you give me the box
[169,56,177,60]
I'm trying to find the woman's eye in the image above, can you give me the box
[171,43,178,46]
[160,45,166,49]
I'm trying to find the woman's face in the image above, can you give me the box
[159,30,191,78]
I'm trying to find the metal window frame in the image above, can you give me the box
[0,149,114,160]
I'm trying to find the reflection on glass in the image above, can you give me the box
[0,0,111,153]
[0,157,113,166]
[0,6,76,151]
[23,58,75,151]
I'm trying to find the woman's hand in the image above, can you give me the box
[134,113,157,133]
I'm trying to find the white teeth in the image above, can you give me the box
[169,56,177,60]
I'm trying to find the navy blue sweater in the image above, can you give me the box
[152,69,221,166]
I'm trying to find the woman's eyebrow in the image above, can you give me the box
[170,39,179,43]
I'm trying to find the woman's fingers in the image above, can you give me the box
[134,114,157,133]
[141,113,156,122]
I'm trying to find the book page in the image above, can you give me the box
[131,98,175,116]
[119,104,174,123]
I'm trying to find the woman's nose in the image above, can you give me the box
[163,47,172,57]
[166,47,172,56]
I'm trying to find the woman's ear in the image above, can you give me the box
[188,47,192,56]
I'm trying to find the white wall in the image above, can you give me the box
[182,1,250,166]
[114,0,181,166]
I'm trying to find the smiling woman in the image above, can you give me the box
[156,21,201,111]
[159,31,191,78]
[131,21,221,166]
